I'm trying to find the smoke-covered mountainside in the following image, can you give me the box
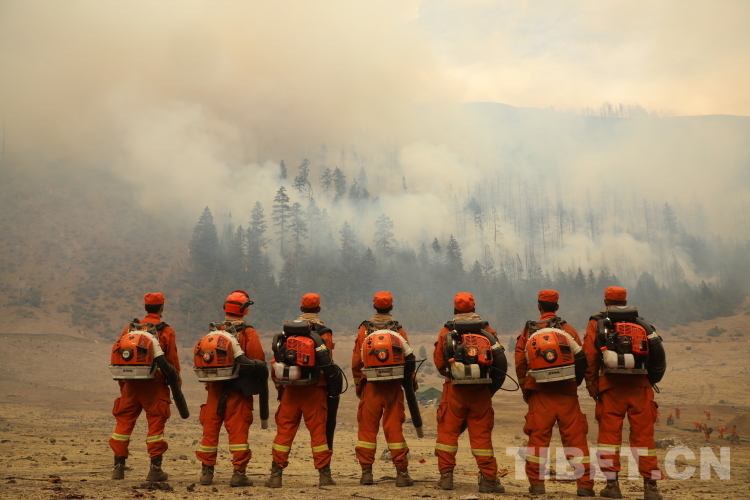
[1,103,749,344]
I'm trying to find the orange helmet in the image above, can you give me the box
[223,290,253,316]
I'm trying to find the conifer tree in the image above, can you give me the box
[374,213,395,255]
[272,187,291,256]
[189,207,220,282]
[279,160,287,180]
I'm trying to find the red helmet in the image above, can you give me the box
[223,290,253,316]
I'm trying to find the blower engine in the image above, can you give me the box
[110,321,190,419]
[361,328,411,382]
[443,319,507,389]
[525,326,583,383]
[193,322,246,382]
[595,307,652,375]
[110,323,165,380]
[272,321,326,385]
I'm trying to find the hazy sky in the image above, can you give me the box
[1,0,748,281]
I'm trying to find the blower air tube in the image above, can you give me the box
[487,340,508,395]
[402,354,424,438]
[235,355,270,428]
[634,318,667,385]
[155,355,190,419]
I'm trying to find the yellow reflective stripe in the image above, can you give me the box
[272,443,291,452]
[525,455,547,464]
[353,377,361,384]
[435,443,458,452]
[568,456,591,464]
[229,444,249,451]
[388,442,408,450]
[636,448,657,457]
[357,441,377,449]
[146,434,164,443]
[518,376,526,384]
[311,444,329,453]
[597,443,621,451]
[471,448,494,457]
[111,433,130,441]
[586,380,595,387]
[198,445,217,453]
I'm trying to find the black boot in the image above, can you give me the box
[111,456,126,480]
[146,455,168,482]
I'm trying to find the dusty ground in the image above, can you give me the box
[1,321,750,500]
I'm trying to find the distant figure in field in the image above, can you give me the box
[666,413,674,426]
[729,426,741,445]
[701,423,711,442]
[675,407,681,419]
[704,409,711,420]
[718,426,727,439]
[694,421,703,432]
[655,410,661,425]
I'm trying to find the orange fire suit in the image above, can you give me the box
[110,313,180,459]
[704,410,711,420]
[434,313,500,482]
[352,314,411,470]
[701,424,710,441]
[718,426,726,439]
[675,407,680,419]
[515,313,593,489]
[196,320,265,471]
[583,314,661,480]
[271,313,334,470]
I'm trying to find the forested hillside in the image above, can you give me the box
[2,105,749,344]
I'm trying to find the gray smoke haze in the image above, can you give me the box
[1,1,749,284]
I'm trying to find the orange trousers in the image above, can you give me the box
[109,380,171,458]
[271,385,332,469]
[355,381,409,470]
[196,383,254,471]
[522,392,593,489]
[595,386,661,480]
[435,383,497,481]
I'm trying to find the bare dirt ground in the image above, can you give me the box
[1,319,750,500]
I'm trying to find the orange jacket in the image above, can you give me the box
[119,313,180,384]
[515,312,582,396]
[434,312,499,381]
[583,314,650,396]
[351,313,410,385]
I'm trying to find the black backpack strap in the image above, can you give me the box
[444,321,456,330]
[155,322,168,331]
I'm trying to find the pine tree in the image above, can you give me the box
[333,167,347,201]
[278,259,299,316]
[248,201,269,250]
[431,237,443,264]
[272,187,291,256]
[340,221,357,269]
[445,235,464,278]
[279,160,287,180]
[289,202,309,260]
[374,213,395,255]
[292,159,311,196]
[320,168,333,193]
[189,207,221,282]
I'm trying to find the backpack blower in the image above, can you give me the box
[110,321,190,419]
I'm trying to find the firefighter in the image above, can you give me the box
[433,292,506,494]
[655,410,661,426]
[701,423,710,442]
[694,421,703,432]
[515,290,594,497]
[352,291,415,487]
[704,409,711,420]
[718,426,727,439]
[666,413,674,426]
[583,286,666,500]
[266,293,338,488]
[674,407,680,419]
[196,290,265,487]
[109,293,180,481]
